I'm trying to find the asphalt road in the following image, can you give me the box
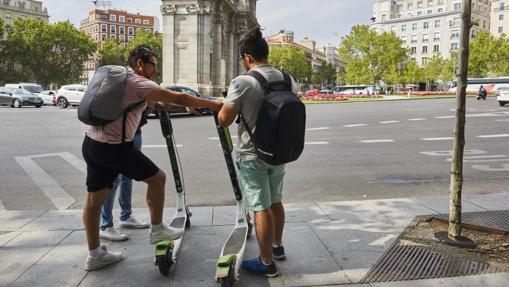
[1,97,508,211]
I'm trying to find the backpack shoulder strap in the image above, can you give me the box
[121,99,146,144]
[247,70,270,95]
[282,71,293,91]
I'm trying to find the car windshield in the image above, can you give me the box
[23,85,43,93]
[14,89,31,94]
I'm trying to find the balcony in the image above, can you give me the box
[0,1,48,15]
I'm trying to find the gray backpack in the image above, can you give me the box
[78,65,145,143]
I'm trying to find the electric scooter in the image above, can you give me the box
[212,112,252,287]
[154,110,192,276]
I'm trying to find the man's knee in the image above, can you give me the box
[85,188,109,210]
[145,170,166,187]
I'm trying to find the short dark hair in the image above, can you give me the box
[239,28,269,61]
[128,45,156,68]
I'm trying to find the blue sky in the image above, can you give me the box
[43,0,372,46]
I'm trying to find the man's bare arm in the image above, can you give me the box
[146,88,222,111]
[218,103,239,127]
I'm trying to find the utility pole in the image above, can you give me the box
[448,0,472,240]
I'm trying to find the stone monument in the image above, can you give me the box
[160,0,259,97]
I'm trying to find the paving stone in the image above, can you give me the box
[0,210,46,231]
[0,231,21,247]
[284,202,329,223]
[11,231,88,287]
[212,205,236,226]
[0,230,71,286]
[21,210,83,231]
[411,196,487,214]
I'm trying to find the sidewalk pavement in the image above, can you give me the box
[1,193,508,287]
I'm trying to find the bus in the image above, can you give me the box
[334,85,376,95]
[449,77,509,93]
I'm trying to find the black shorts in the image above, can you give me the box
[82,136,159,192]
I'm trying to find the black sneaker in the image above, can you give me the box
[273,245,286,260]
[241,257,279,277]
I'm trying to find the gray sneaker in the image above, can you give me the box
[119,215,150,229]
[85,245,123,271]
[149,224,184,244]
[100,227,128,241]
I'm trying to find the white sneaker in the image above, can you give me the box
[100,227,128,241]
[85,245,123,271]
[149,224,184,244]
[119,215,150,229]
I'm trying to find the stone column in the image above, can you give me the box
[161,2,176,85]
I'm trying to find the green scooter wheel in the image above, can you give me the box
[220,265,235,287]
[157,246,173,276]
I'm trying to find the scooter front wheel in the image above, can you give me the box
[220,265,235,287]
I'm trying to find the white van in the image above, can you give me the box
[4,83,52,105]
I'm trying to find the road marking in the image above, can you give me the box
[15,156,75,210]
[421,137,454,141]
[143,144,183,148]
[435,115,454,119]
[408,118,426,121]
[208,136,238,140]
[495,119,509,122]
[477,134,509,138]
[379,121,400,124]
[343,124,367,128]
[420,150,486,156]
[360,139,394,143]
[305,141,329,145]
[473,164,509,171]
[369,234,397,246]
[59,152,86,173]
[447,155,509,163]
[307,127,331,131]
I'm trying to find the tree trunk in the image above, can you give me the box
[448,0,472,240]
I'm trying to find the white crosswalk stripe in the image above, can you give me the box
[15,155,75,210]
[343,124,367,128]
[361,139,394,143]
[305,141,329,145]
[307,127,331,131]
[477,134,509,138]
[380,121,400,124]
[408,118,426,121]
[0,199,5,211]
[421,137,454,141]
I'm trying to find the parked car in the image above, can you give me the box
[40,90,57,106]
[496,87,509,106]
[56,84,87,108]
[5,83,48,104]
[148,86,212,116]
[0,87,43,108]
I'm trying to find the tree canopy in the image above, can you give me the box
[269,45,311,82]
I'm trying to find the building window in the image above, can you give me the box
[110,15,116,22]
[451,30,460,38]
[434,32,440,41]
[437,8,443,13]
[411,47,417,54]
[423,33,429,42]
[101,34,106,41]
[423,21,429,29]
[101,24,107,32]
[127,18,132,23]
[119,35,125,42]
[454,3,462,11]
[500,2,505,11]
[391,26,396,32]
[143,20,150,25]
[411,34,418,43]
[128,36,134,41]
[128,27,134,35]
[422,46,428,54]
[422,57,428,65]
[135,19,141,24]
[450,17,460,27]
[401,36,407,43]
[119,16,125,23]
[119,26,125,34]
[110,25,116,34]
[499,26,504,33]
[434,20,440,28]
[382,14,387,21]
[451,42,459,50]
[427,9,432,14]
[433,44,440,52]
[500,14,505,21]
[412,23,418,30]
[110,34,116,40]
[401,25,407,32]
[417,11,423,16]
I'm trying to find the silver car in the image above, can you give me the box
[0,87,43,108]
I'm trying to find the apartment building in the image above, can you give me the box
[79,8,155,83]
[371,0,491,65]
[491,0,509,36]
[0,0,48,26]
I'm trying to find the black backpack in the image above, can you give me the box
[240,70,306,165]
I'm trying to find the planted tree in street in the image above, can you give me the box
[269,45,312,84]
[313,61,337,89]
[469,31,509,77]
[423,54,445,90]
[339,25,407,90]
[448,0,471,242]
[98,39,126,67]
[402,59,423,87]
[2,19,96,87]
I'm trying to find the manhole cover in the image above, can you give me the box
[433,210,509,234]
[362,244,508,283]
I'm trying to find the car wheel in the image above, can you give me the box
[35,105,42,108]
[57,97,69,109]
[499,102,506,107]
[13,99,21,108]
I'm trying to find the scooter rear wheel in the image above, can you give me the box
[157,246,173,276]
[220,265,235,287]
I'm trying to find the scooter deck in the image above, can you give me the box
[223,226,248,255]
[169,216,186,230]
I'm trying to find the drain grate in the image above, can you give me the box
[433,210,509,234]
[362,244,508,283]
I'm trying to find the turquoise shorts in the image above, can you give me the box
[237,159,285,212]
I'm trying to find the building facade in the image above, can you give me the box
[0,0,48,26]
[266,30,344,74]
[371,0,491,66]
[490,0,509,36]
[160,0,258,97]
[79,9,156,83]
